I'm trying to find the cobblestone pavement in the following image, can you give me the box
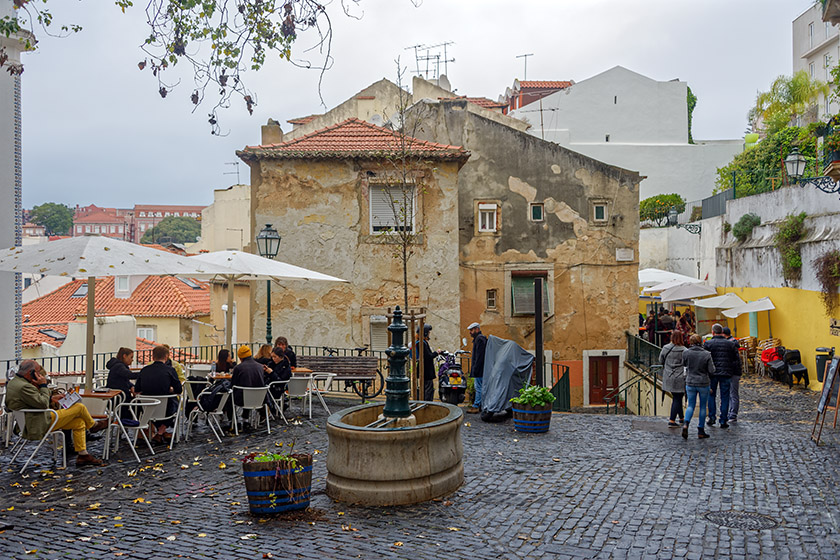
[1,377,839,560]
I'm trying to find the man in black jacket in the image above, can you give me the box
[136,345,182,443]
[420,325,438,401]
[466,322,487,414]
[703,324,740,429]
[231,345,267,431]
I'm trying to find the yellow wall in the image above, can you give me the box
[720,286,829,391]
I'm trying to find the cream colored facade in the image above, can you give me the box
[193,184,251,252]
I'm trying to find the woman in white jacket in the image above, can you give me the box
[659,330,686,428]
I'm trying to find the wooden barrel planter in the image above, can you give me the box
[512,403,552,433]
[242,453,313,515]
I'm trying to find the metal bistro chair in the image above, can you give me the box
[146,394,182,450]
[186,387,232,443]
[310,373,336,416]
[286,376,313,419]
[267,380,290,425]
[8,408,66,473]
[232,386,271,435]
[108,397,160,463]
[179,379,210,439]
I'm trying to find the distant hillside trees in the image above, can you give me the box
[29,202,73,235]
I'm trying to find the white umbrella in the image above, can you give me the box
[722,297,775,318]
[0,236,230,389]
[659,283,717,303]
[188,250,347,347]
[693,293,746,309]
[639,268,702,288]
[642,278,700,294]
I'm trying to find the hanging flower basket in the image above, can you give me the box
[241,452,313,515]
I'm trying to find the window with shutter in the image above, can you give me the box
[369,316,389,350]
[477,202,498,233]
[370,185,415,233]
[511,274,550,315]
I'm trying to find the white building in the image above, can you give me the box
[793,3,839,121]
[509,66,742,202]
[191,184,251,252]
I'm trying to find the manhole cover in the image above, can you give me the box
[703,510,779,530]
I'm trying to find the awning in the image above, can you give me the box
[660,283,717,303]
[722,297,775,318]
[638,268,702,288]
[692,293,746,309]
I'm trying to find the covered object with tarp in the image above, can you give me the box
[480,336,535,422]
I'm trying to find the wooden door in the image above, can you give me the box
[589,356,619,405]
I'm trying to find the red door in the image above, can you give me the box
[589,356,619,405]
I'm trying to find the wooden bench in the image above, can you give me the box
[296,356,384,401]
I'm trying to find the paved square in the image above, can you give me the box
[1,377,839,559]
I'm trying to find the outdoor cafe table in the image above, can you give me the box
[78,389,122,459]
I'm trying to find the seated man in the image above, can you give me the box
[231,345,267,430]
[135,345,182,444]
[274,336,297,368]
[6,360,107,467]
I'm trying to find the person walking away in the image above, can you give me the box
[466,322,487,414]
[6,360,108,466]
[420,325,438,401]
[722,326,741,422]
[135,345,183,444]
[703,323,740,429]
[660,330,687,427]
[682,334,715,439]
[658,310,675,346]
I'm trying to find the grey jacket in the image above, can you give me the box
[682,344,715,387]
[659,343,686,393]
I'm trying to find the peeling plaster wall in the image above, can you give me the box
[412,101,640,380]
[248,158,462,351]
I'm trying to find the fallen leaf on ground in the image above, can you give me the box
[448,527,460,531]
[197,533,207,537]
[393,542,403,547]
[240,534,257,540]
[166,536,176,541]
[218,462,227,469]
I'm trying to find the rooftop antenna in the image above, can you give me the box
[405,41,455,81]
[225,161,240,184]
[516,53,534,81]
[404,44,424,77]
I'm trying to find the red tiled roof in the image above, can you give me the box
[48,236,70,241]
[287,114,321,125]
[238,118,469,161]
[464,97,508,109]
[21,323,69,348]
[22,276,210,323]
[134,338,197,363]
[74,210,124,224]
[140,243,184,255]
[519,80,573,90]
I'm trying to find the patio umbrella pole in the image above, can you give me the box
[768,311,772,338]
[85,276,95,391]
[226,277,235,349]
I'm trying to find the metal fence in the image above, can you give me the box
[701,188,734,220]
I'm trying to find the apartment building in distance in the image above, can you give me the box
[794,3,840,122]
[72,203,205,243]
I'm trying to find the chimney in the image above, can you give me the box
[261,119,284,145]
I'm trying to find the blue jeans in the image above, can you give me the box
[708,375,731,425]
[685,385,710,429]
[729,375,740,421]
[473,377,483,408]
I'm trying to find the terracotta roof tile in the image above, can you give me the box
[22,276,210,323]
[287,114,321,125]
[134,337,197,363]
[21,323,69,348]
[238,118,469,161]
[519,80,573,90]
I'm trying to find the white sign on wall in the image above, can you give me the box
[615,248,634,262]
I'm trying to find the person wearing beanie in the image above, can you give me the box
[230,345,266,431]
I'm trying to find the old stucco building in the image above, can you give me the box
[238,77,641,407]
[237,118,469,350]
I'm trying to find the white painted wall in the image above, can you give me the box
[193,184,251,252]
[639,215,723,286]
[509,66,743,202]
[60,316,136,359]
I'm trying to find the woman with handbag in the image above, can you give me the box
[659,330,687,427]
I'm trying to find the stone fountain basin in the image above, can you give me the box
[326,402,464,506]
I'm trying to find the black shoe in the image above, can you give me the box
[706,418,715,426]
[698,429,710,439]
[681,425,688,440]
[719,422,729,429]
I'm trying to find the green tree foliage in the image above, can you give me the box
[687,86,697,144]
[749,70,829,136]
[1,0,375,132]
[715,125,822,196]
[140,216,201,244]
[639,193,686,226]
[29,202,73,235]
[731,213,761,242]
[775,212,808,282]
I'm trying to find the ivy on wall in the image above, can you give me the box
[814,249,840,314]
[775,212,808,282]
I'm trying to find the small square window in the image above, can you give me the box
[530,203,544,222]
[486,289,497,310]
[593,203,609,222]
[117,276,129,291]
[477,203,498,233]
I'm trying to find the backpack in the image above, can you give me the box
[198,379,231,411]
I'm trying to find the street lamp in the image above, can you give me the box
[667,205,701,235]
[785,147,840,194]
[256,224,281,344]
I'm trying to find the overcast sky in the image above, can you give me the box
[19,0,817,209]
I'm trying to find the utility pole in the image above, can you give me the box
[516,53,534,81]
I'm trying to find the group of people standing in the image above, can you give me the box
[659,323,742,439]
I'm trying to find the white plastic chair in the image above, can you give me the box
[186,388,231,443]
[267,380,289,425]
[108,397,160,462]
[232,386,271,435]
[146,394,181,450]
[8,408,66,473]
[310,373,336,416]
[286,376,313,419]
[179,380,209,439]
